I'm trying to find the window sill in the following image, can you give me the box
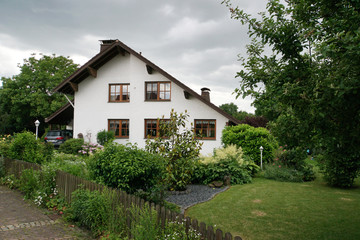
[144,100,171,102]
[195,138,216,141]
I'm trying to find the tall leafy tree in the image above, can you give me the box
[223,0,360,187]
[0,54,78,134]
[219,102,239,116]
[219,102,254,121]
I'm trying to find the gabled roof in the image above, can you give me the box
[52,40,240,125]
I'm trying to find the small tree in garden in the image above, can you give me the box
[146,109,203,191]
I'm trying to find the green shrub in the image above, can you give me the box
[17,165,58,206]
[8,131,52,164]
[97,129,115,146]
[42,142,55,161]
[129,204,202,240]
[88,143,166,194]
[130,204,160,240]
[59,138,84,155]
[320,151,360,188]
[263,164,304,182]
[68,188,110,236]
[0,156,5,178]
[19,168,40,199]
[193,145,259,185]
[103,189,127,236]
[45,152,88,179]
[272,146,316,182]
[0,134,12,157]
[134,183,168,205]
[0,174,19,189]
[276,146,307,169]
[222,124,278,165]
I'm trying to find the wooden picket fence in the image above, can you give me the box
[3,158,242,240]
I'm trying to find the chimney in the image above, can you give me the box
[201,87,211,102]
[99,39,118,52]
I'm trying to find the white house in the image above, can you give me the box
[46,40,240,154]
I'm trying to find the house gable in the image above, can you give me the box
[52,39,240,125]
[49,40,240,154]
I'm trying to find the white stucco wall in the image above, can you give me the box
[73,53,229,154]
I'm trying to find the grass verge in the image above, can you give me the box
[186,176,360,240]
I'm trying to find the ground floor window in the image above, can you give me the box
[194,119,216,139]
[108,119,129,138]
[144,119,169,138]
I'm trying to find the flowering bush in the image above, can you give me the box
[0,174,18,189]
[13,162,62,208]
[78,142,103,156]
[264,146,316,182]
[162,218,202,240]
[193,145,259,185]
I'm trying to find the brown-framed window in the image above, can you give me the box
[145,82,171,101]
[109,84,130,102]
[194,120,216,139]
[144,119,169,138]
[108,119,129,138]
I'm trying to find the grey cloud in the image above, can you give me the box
[0,0,267,112]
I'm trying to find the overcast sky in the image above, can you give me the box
[0,0,268,113]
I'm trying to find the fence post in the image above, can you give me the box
[207,225,215,240]
[199,222,207,239]
[215,229,223,240]
[191,218,199,232]
[225,232,233,240]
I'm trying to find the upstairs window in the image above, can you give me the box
[194,120,216,140]
[108,119,129,138]
[109,84,130,102]
[145,82,171,101]
[145,119,169,138]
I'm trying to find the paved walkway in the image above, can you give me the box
[0,185,93,240]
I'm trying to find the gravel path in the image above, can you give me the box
[165,185,229,213]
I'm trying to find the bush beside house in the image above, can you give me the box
[222,124,278,165]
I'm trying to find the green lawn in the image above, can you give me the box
[186,176,360,240]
